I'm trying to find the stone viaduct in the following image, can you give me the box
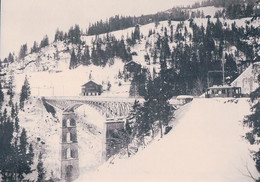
[42,96,138,181]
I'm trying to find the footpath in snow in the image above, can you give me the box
[77,98,259,182]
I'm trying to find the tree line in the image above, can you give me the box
[112,55,175,157]
[86,8,190,36]
[69,28,139,69]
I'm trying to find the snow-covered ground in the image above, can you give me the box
[76,98,259,182]
[13,59,130,97]
[18,97,61,180]
[2,5,259,181]
[4,5,257,99]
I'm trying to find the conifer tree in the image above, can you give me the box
[118,70,122,79]
[31,41,39,53]
[69,49,78,69]
[54,29,64,42]
[19,44,28,60]
[0,81,4,109]
[40,35,49,48]
[20,76,31,110]
[37,152,46,182]
[8,53,14,63]
[133,25,141,41]
[11,104,16,119]
[7,73,15,106]
[82,46,91,66]
[17,129,34,181]
[0,115,34,181]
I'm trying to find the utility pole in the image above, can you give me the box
[222,56,225,86]
[52,86,54,96]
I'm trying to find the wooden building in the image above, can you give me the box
[124,61,141,74]
[205,85,241,98]
[81,81,102,96]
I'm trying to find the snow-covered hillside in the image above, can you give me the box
[18,98,108,180]
[76,98,259,182]
[2,6,258,98]
[1,5,259,181]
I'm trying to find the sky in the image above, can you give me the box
[1,0,202,59]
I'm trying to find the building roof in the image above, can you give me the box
[208,85,241,89]
[125,60,141,66]
[176,95,194,99]
[81,80,101,87]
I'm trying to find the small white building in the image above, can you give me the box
[176,95,194,105]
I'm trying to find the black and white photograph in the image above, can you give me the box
[0,0,260,181]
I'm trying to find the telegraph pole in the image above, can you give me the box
[222,56,225,86]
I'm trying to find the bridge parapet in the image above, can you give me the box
[43,96,138,118]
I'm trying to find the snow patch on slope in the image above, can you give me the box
[77,98,259,182]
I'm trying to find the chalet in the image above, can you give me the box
[124,61,141,74]
[205,85,241,98]
[81,81,102,96]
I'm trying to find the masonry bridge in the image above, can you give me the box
[42,96,142,182]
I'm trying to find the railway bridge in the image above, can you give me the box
[42,96,140,181]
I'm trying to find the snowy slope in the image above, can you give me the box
[2,5,257,99]
[190,6,223,17]
[76,98,259,182]
[18,98,108,180]
[2,6,259,180]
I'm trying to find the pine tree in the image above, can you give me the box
[40,35,49,48]
[31,41,39,53]
[68,24,82,45]
[0,116,14,181]
[54,29,64,42]
[7,73,15,106]
[15,116,20,133]
[20,76,31,110]
[153,67,157,79]
[17,129,34,181]
[118,70,122,79]
[153,50,158,64]
[133,25,141,41]
[107,81,111,91]
[0,114,34,181]
[11,104,16,119]
[8,53,14,63]
[19,44,28,60]
[129,79,138,97]
[15,103,19,116]
[0,81,4,109]
[69,49,78,69]
[82,46,91,66]
[37,152,46,182]
[77,46,82,64]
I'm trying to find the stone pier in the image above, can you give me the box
[102,118,125,161]
[61,112,79,181]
